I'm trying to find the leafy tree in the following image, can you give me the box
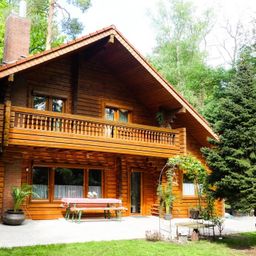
[149,0,219,112]
[0,0,10,59]
[0,0,91,60]
[202,44,256,214]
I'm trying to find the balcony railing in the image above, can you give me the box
[9,106,183,157]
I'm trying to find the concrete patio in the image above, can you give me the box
[0,216,255,248]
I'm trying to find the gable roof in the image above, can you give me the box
[0,25,217,143]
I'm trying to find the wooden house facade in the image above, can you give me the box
[0,25,223,220]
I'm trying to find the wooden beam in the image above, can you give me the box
[108,34,115,44]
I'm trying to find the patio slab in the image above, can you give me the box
[0,216,255,248]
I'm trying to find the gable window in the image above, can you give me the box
[105,107,130,123]
[33,95,65,113]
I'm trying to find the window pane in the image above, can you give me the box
[54,168,83,199]
[119,109,129,122]
[105,108,115,121]
[32,167,49,199]
[52,98,64,113]
[33,96,47,110]
[88,170,102,198]
[183,174,195,196]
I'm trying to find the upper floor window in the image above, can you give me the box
[105,107,130,123]
[33,95,65,113]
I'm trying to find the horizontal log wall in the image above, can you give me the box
[11,149,165,220]
[10,54,156,128]
[77,54,156,125]
[0,104,4,148]
[0,160,4,217]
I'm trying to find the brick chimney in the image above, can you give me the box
[3,1,31,64]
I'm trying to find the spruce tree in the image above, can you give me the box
[202,45,256,214]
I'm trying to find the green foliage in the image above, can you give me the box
[167,155,208,211]
[66,0,91,13]
[0,0,91,60]
[0,0,10,60]
[149,0,226,113]
[61,17,83,41]
[202,44,256,212]
[12,184,38,212]
[157,182,174,214]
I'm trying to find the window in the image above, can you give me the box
[30,166,104,201]
[33,95,65,113]
[54,168,84,199]
[88,169,102,198]
[32,167,49,200]
[33,96,47,110]
[183,174,195,196]
[105,107,130,123]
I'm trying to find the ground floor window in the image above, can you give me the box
[30,166,103,201]
[32,167,49,199]
[54,168,84,199]
[88,169,102,198]
[182,174,195,196]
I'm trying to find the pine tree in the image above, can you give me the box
[202,45,256,213]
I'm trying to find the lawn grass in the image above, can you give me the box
[0,233,255,256]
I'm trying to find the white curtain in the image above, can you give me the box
[54,185,83,199]
[88,186,102,198]
[32,184,48,199]
[183,183,195,196]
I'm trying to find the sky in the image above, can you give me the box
[60,0,256,67]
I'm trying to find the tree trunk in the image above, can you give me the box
[46,0,55,50]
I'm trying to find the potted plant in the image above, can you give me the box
[189,207,200,219]
[3,184,37,225]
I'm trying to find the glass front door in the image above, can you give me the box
[130,172,142,214]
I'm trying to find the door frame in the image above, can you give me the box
[128,169,144,215]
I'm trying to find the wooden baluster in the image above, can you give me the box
[47,117,51,131]
[85,122,88,135]
[135,129,138,141]
[95,123,99,136]
[39,116,43,130]
[73,120,76,134]
[63,119,66,133]
[21,114,25,128]
[31,115,34,129]
[26,114,30,129]
[87,122,90,136]
[16,113,21,128]
[80,121,84,135]
[75,120,78,134]
[114,126,118,139]
[99,124,103,136]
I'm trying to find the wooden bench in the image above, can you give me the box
[61,198,127,222]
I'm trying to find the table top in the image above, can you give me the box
[176,222,215,228]
[61,198,122,204]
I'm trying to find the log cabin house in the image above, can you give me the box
[0,14,222,220]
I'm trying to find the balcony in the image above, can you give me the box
[8,106,185,158]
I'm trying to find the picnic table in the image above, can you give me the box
[61,198,127,222]
[176,220,215,240]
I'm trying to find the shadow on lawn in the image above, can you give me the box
[213,232,256,251]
